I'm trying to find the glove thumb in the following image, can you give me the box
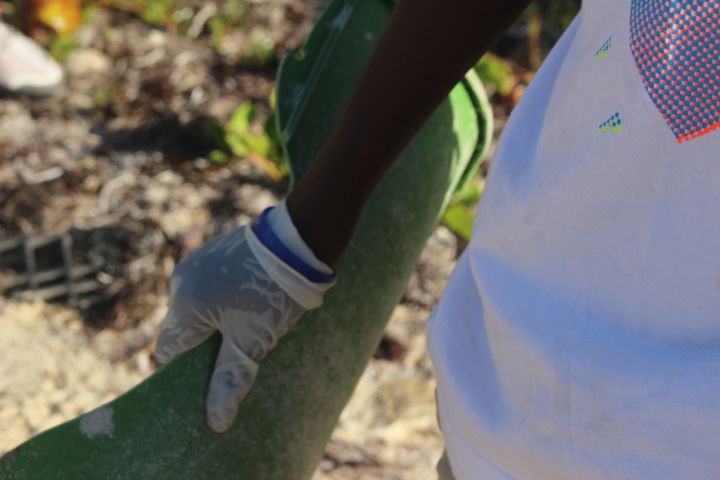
[206,335,259,433]
[154,308,214,365]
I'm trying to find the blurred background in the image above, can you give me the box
[0,0,578,478]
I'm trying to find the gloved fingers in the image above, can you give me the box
[154,309,215,365]
[205,335,259,433]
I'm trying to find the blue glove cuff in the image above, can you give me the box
[251,207,337,284]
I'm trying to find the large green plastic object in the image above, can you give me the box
[0,1,491,478]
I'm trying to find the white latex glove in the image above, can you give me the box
[154,203,336,432]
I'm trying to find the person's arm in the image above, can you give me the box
[155,0,532,433]
[288,0,532,266]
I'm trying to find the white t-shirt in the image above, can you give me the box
[427,1,720,478]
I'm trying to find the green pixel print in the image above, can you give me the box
[594,36,612,60]
[598,112,623,133]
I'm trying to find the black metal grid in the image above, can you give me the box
[0,233,114,309]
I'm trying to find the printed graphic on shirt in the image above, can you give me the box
[598,112,623,133]
[594,36,613,60]
[630,0,720,143]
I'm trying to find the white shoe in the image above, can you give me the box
[0,22,63,96]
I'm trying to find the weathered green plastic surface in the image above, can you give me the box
[0,1,491,478]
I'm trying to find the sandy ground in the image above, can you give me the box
[0,300,150,452]
[0,226,459,479]
[0,0,545,475]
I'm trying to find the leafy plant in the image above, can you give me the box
[474,53,514,96]
[92,86,114,108]
[535,0,579,32]
[208,0,250,52]
[141,0,173,25]
[209,101,288,181]
[441,176,485,241]
[48,33,78,61]
[97,0,192,31]
[240,30,276,66]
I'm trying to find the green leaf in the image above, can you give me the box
[208,16,226,50]
[209,149,229,164]
[203,121,228,147]
[452,176,485,206]
[227,102,254,136]
[474,53,513,96]
[48,35,78,62]
[442,203,476,241]
[221,102,287,178]
[225,135,249,157]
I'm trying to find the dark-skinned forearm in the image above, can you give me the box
[287,0,531,266]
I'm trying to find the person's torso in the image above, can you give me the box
[428,1,720,478]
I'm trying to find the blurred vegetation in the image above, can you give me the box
[441,178,485,241]
[206,98,287,181]
[441,0,580,240]
[12,0,580,241]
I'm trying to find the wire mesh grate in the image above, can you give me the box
[0,233,115,309]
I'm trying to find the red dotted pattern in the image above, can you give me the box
[630,0,720,143]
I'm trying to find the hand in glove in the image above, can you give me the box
[154,201,336,432]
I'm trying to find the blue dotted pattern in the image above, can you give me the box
[598,112,624,133]
[630,0,720,143]
[594,36,613,59]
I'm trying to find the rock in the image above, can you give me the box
[0,101,35,145]
[66,49,112,76]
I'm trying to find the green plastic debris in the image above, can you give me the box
[0,0,491,478]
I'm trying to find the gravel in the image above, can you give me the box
[0,227,458,479]
[0,1,467,476]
